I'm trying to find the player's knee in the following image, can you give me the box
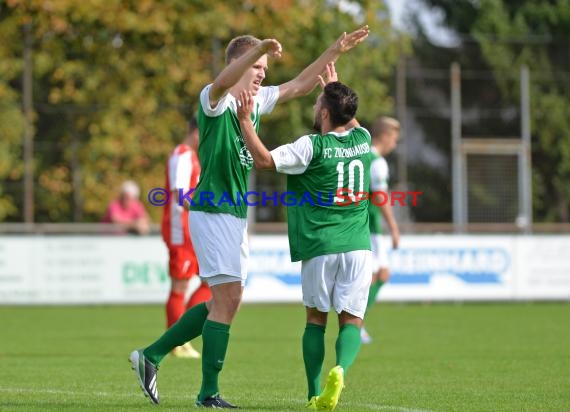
[209,281,243,321]
[211,293,241,317]
[225,294,242,314]
[306,307,327,325]
[338,311,362,327]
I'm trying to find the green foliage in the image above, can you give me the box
[0,0,403,223]
[473,0,570,222]
[0,7,25,220]
[418,0,570,222]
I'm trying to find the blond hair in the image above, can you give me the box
[225,35,261,64]
[371,116,400,139]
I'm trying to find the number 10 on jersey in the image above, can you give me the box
[333,159,367,204]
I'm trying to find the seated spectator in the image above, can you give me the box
[102,180,150,235]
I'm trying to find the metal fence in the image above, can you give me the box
[3,58,569,232]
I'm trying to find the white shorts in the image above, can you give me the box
[189,211,248,286]
[370,234,389,272]
[301,250,371,319]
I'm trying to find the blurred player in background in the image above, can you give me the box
[161,116,211,359]
[129,27,369,409]
[360,116,401,344]
[102,180,150,235]
[237,72,371,411]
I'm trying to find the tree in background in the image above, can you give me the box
[0,0,403,223]
[409,0,570,223]
[0,2,25,221]
[473,0,570,222]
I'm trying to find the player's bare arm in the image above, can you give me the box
[209,39,282,106]
[236,90,275,170]
[380,203,400,249]
[277,25,369,103]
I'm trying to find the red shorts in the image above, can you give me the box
[168,245,199,280]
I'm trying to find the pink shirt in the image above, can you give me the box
[102,199,147,223]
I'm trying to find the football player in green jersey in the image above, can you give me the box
[237,66,371,411]
[129,29,369,409]
[360,116,401,344]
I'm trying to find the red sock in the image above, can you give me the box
[186,283,212,309]
[166,290,185,328]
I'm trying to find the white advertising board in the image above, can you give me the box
[513,236,570,300]
[0,237,170,304]
[0,235,568,304]
[381,235,515,301]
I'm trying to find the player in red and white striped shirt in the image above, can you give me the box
[161,117,211,358]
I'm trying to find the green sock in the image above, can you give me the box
[335,324,361,372]
[143,302,208,366]
[303,323,326,400]
[198,320,230,401]
[366,279,384,310]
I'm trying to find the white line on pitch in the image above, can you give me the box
[0,387,433,411]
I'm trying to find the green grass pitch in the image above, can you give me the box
[0,302,568,411]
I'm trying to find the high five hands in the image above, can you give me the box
[259,25,369,62]
[318,62,338,88]
[334,25,370,54]
[260,39,283,59]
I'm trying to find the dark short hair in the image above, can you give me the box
[225,35,261,64]
[321,82,358,127]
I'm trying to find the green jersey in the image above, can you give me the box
[368,148,389,234]
[271,126,372,262]
[191,84,279,218]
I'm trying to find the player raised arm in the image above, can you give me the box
[318,62,360,130]
[236,90,276,170]
[277,25,369,103]
[209,39,282,107]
